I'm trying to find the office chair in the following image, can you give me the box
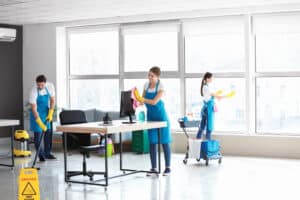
[59,110,103,181]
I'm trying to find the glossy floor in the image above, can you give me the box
[0,151,300,200]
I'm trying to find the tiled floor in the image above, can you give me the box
[0,149,300,200]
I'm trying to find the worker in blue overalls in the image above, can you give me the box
[196,72,225,140]
[29,75,56,162]
[135,66,172,176]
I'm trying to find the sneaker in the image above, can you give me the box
[163,168,171,176]
[45,154,57,160]
[39,157,46,162]
[146,169,158,177]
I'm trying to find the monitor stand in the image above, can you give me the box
[122,114,136,124]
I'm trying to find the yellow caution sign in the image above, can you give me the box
[18,168,40,200]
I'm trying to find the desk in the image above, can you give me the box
[0,119,20,168]
[56,120,167,188]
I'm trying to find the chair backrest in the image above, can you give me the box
[60,110,87,125]
[59,110,91,148]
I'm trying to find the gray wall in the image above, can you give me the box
[0,24,23,137]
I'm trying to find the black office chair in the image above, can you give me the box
[60,110,102,181]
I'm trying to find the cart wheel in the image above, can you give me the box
[123,171,126,174]
[183,159,187,164]
[218,158,222,164]
[196,158,200,162]
[89,176,93,181]
[205,159,209,166]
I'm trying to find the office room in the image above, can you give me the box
[0,0,300,199]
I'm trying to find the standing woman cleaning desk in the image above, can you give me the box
[135,66,172,176]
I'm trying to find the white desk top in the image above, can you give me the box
[0,119,20,127]
[56,120,167,134]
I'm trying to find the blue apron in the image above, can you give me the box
[145,80,172,144]
[201,97,215,132]
[30,87,51,133]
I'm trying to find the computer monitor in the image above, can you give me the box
[120,90,136,124]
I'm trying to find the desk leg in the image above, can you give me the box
[158,128,161,174]
[119,132,123,171]
[10,126,15,168]
[104,134,108,187]
[63,133,68,182]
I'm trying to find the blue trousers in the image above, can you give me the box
[196,108,212,140]
[150,143,171,169]
[34,129,52,159]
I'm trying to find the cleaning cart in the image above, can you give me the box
[178,118,222,166]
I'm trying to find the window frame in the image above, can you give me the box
[64,13,300,136]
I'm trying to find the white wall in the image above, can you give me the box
[172,133,300,159]
[23,24,57,129]
[22,5,300,158]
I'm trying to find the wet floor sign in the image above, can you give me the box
[18,168,40,200]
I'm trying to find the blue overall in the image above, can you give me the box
[145,80,172,169]
[30,87,52,159]
[196,97,215,140]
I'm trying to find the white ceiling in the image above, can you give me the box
[0,0,300,25]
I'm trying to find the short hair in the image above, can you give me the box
[149,66,161,77]
[36,75,47,83]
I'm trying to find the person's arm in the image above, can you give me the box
[46,84,56,122]
[30,103,39,119]
[211,92,224,100]
[49,96,55,110]
[143,90,164,105]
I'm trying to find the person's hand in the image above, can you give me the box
[216,96,222,100]
[133,88,145,103]
[46,108,54,122]
[216,89,223,96]
[36,117,47,132]
[226,91,236,98]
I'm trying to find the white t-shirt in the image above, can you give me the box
[29,82,55,104]
[202,83,213,102]
[144,81,164,93]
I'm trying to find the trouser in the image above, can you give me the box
[150,143,171,169]
[196,107,212,140]
[34,129,52,159]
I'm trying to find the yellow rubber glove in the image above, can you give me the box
[216,89,224,96]
[133,88,145,102]
[36,117,47,132]
[46,108,54,122]
[226,91,236,98]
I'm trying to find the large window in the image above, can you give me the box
[123,24,179,72]
[256,78,300,134]
[184,17,245,73]
[256,33,300,72]
[69,29,119,75]
[186,78,246,132]
[70,79,119,111]
[64,13,300,135]
[254,14,300,135]
[254,14,300,72]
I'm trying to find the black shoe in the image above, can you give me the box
[146,169,158,177]
[39,157,46,162]
[163,168,171,176]
[45,154,57,160]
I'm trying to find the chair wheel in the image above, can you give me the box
[183,159,187,164]
[205,159,209,166]
[196,158,200,162]
[218,158,222,164]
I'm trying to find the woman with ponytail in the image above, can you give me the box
[197,72,224,140]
